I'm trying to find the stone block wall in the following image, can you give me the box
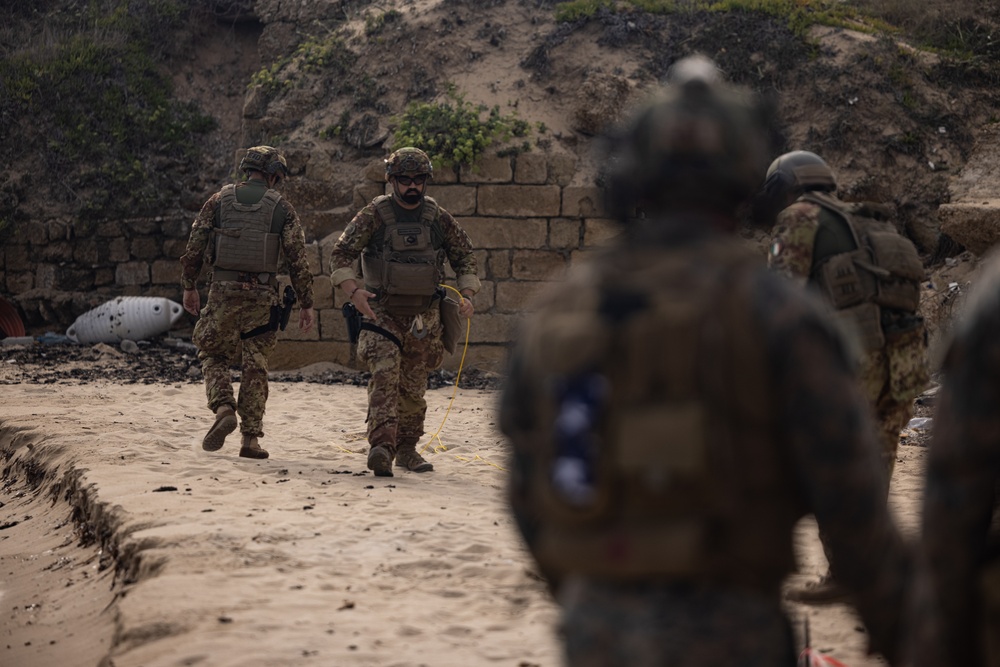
[1,152,617,373]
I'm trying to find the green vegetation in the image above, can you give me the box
[391,88,531,169]
[0,0,215,228]
[249,34,357,97]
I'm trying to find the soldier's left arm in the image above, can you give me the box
[439,209,481,298]
[278,199,314,310]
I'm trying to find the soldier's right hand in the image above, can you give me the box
[182,288,201,316]
[351,288,377,320]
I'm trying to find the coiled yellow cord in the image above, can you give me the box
[421,284,472,454]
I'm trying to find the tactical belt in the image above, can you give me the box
[360,322,403,351]
[213,269,274,285]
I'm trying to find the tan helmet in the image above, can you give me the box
[239,146,289,180]
[763,150,837,194]
[385,147,433,180]
[602,55,770,218]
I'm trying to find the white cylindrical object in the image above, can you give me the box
[66,297,185,344]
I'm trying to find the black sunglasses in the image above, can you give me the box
[396,174,428,186]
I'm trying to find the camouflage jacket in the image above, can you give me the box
[178,179,315,309]
[500,220,912,664]
[914,256,1000,667]
[328,195,481,296]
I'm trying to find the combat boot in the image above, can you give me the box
[395,443,433,472]
[367,444,394,477]
[238,434,269,459]
[202,405,237,451]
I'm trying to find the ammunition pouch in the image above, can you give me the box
[440,291,463,355]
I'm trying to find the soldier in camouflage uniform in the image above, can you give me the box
[180,146,315,459]
[329,147,479,477]
[762,151,929,603]
[499,56,911,667]
[909,254,1000,667]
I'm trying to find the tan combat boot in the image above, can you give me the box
[395,443,433,472]
[202,405,237,451]
[238,434,269,459]
[367,444,394,477]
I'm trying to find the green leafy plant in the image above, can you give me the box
[391,87,532,169]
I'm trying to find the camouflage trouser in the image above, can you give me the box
[559,579,795,667]
[358,304,445,453]
[192,282,277,438]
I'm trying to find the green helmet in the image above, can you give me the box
[602,56,770,218]
[763,150,837,195]
[385,147,433,180]
[239,146,289,180]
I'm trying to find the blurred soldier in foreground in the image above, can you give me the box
[180,146,315,459]
[911,254,1000,667]
[329,147,478,477]
[499,56,911,666]
[759,151,929,603]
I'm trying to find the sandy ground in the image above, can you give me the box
[0,374,930,667]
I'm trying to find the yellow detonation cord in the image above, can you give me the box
[420,284,471,454]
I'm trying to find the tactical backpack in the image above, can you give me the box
[804,191,925,352]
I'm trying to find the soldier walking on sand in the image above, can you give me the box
[180,145,315,460]
[329,147,479,477]
[758,151,929,603]
[908,253,1000,667]
[499,56,912,667]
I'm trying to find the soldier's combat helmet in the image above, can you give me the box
[602,55,770,219]
[239,146,289,180]
[763,150,837,196]
[385,147,433,180]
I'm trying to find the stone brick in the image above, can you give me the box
[45,220,71,242]
[549,218,582,249]
[440,343,509,373]
[116,262,150,286]
[309,274,334,309]
[38,241,73,263]
[512,249,567,281]
[131,237,162,261]
[96,220,125,237]
[570,248,601,267]
[487,250,512,279]
[477,185,561,217]
[460,155,512,184]
[7,272,33,293]
[431,185,477,216]
[94,268,115,287]
[457,217,547,249]
[109,238,130,263]
[151,259,181,285]
[320,307,351,343]
[562,186,605,218]
[363,158,385,182]
[73,240,101,265]
[469,280,495,312]
[4,244,30,272]
[283,177,344,211]
[549,152,578,186]
[433,163,460,185]
[470,312,524,344]
[496,281,549,312]
[514,152,547,185]
[24,221,47,245]
[163,239,188,259]
[161,216,191,238]
[128,218,160,235]
[584,218,622,247]
[270,340,352,372]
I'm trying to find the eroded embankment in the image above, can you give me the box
[0,424,140,667]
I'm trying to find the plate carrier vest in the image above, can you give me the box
[804,191,925,351]
[361,195,443,316]
[212,183,283,275]
[519,238,804,591]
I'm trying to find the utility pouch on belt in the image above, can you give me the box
[980,556,1000,667]
[440,293,463,355]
